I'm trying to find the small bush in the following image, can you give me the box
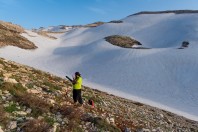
[93,117,121,132]
[25,82,34,89]
[31,68,43,75]
[44,116,55,126]
[16,93,52,117]
[60,106,75,117]
[22,119,51,132]
[0,82,26,95]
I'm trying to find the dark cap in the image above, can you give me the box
[75,72,81,76]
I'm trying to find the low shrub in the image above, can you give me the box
[93,117,121,132]
[16,93,52,117]
[21,119,51,132]
[0,82,52,117]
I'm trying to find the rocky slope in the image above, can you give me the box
[105,35,142,48]
[0,21,37,49]
[0,57,198,132]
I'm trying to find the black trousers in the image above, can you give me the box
[73,89,83,104]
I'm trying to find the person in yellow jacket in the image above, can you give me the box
[72,72,83,105]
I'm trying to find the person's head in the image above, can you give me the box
[75,72,81,77]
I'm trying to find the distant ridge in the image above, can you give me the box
[130,10,198,16]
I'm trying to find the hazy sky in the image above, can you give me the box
[0,0,197,29]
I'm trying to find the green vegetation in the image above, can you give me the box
[11,75,21,82]
[92,117,121,132]
[72,126,84,132]
[31,68,43,76]
[4,103,19,113]
[0,82,51,117]
[44,116,55,126]
[43,81,62,92]
[25,82,34,89]
[0,82,26,95]
[18,94,52,117]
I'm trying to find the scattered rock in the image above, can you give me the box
[26,108,32,114]
[109,117,115,124]
[0,126,4,132]
[15,111,27,116]
[1,96,7,101]
[3,73,12,78]
[27,89,40,94]
[63,117,69,124]
[105,118,110,124]
[37,116,44,120]
[8,121,17,130]
[159,114,164,118]
[47,98,56,105]
[4,78,18,84]
[124,127,131,132]
[137,128,151,132]
[49,123,59,132]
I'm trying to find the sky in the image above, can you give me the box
[0,0,198,29]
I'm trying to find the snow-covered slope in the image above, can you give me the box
[1,13,198,121]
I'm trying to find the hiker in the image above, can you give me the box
[72,72,83,105]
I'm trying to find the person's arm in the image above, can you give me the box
[72,77,77,84]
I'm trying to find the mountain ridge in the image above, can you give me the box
[131,10,198,16]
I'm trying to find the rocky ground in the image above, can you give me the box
[105,35,142,48]
[0,57,198,132]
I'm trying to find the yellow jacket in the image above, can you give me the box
[73,76,82,89]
